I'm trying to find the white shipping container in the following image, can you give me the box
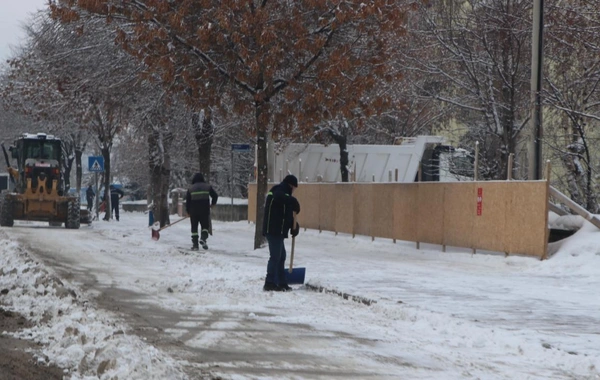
[272,136,473,183]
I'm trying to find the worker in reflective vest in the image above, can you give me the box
[185,173,218,250]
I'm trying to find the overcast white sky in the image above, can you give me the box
[0,0,48,62]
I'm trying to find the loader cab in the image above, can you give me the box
[10,133,65,195]
[24,141,60,160]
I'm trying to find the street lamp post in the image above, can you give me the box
[529,0,544,180]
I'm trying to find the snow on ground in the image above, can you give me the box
[0,209,599,379]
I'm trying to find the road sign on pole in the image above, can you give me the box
[231,144,251,152]
[88,156,104,172]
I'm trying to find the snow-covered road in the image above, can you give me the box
[1,211,599,379]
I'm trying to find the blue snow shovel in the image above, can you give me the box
[285,214,305,285]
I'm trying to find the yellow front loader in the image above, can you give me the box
[0,133,80,229]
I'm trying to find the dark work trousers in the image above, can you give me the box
[265,235,287,286]
[190,210,210,242]
[111,199,120,221]
[87,197,93,211]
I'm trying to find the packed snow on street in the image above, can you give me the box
[0,206,599,380]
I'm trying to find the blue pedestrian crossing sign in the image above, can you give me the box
[88,156,104,172]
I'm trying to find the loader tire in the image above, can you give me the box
[0,193,14,227]
[65,198,81,229]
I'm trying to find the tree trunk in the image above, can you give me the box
[193,110,214,182]
[63,161,73,192]
[62,144,74,192]
[101,146,111,220]
[75,147,83,192]
[585,161,597,213]
[148,163,161,223]
[159,131,173,226]
[326,123,349,182]
[147,130,173,227]
[562,122,599,213]
[501,131,516,180]
[581,133,598,213]
[333,135,349,183]
[254,103,268,249]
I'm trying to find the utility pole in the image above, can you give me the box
[529,0,544,180]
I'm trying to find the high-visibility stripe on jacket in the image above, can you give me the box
[186,181,218,215]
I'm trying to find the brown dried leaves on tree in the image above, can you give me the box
[52,0,410,246]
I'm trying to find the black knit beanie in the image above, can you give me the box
[283,174,298,188]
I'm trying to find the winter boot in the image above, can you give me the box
[263,282,282,292]
[200,229,209,249]
[191,236,199,251]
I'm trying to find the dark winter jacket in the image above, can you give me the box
[110,186,124,203]
[186,173,218,215]
[262,182,300,238]
[86,186,95,200]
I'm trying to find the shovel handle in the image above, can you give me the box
[158,216,189,232]
[289,236,295,273]
[289,212,298,273]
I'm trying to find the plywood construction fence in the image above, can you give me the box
[248,181,549,259]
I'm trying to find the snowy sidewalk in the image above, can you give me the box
[208,218,600,339]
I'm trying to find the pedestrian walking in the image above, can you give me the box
[110,185,124,221]
[185,173,218,250]
[86,185,95,211]
[262,174,300,292]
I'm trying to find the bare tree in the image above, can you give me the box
[0,12,94,192]
[5,11,182,221]
[409,0,533,180]
[543,0,600,212]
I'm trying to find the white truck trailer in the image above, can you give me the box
[272,136,473,183]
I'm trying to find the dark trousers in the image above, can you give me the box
[265,235,287,286]
[87,198,93,211]
[190,211,210,241]
[111,200,119,220]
